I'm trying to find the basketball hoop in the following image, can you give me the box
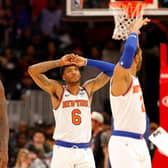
[109,1,148,40]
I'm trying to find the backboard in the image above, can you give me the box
[64,0,168,20]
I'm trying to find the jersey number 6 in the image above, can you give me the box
[72,109,81,125]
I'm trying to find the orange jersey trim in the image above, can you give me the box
[122,79,133,96]
[54,87,65,110]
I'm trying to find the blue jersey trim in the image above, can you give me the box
[55,140,89,148]
[112,130,143,139]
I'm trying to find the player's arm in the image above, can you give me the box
[101,131,110,168]
[111,18,150,96]
[0,81,9,168]
[83,72,110,97]
[28,54,74,97]
[83,59,115,97]
[71,55,115,97]
[103,145,109,168]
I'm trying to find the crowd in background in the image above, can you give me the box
[0,0,167,167]
[8,112,113,168]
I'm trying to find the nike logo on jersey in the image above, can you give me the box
[63,100,89,108]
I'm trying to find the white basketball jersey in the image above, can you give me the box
[53,86,91,143]
[110,76,146,134]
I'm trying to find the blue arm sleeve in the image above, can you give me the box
[119,32,138,69]
[86,59,115,77]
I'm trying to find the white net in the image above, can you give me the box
[109,2,145,40]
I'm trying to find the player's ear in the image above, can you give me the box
[62,74,65,81]
[134,54,139,64]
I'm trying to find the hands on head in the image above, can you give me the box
[129,17,151,35]
[60,53,86,67]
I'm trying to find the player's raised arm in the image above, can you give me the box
[111,18,150,96]
[72,55,115,97]
[0,80,9,168]
[28,54,75,96]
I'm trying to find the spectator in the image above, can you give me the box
[102,39,120,64]
[15,132,28,151]
[30,0,48,22]
[0,47,19,95]
[45,40,59,61]
[89,45,102,60]
[8,132,28,166]
[39,0,62,39]
[10,72,36,100]
[17,44,38,75]
[15,0,30,30]
[8,121,29,167]
[14,148,30,168]
[29,148,50,168]
[0,0,14,45]
[25,129,52,157]
[15,27,33,50]
[90,111,110,168]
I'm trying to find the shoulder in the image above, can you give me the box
[100,131,110,145]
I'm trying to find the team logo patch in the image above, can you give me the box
[162,96,168,107]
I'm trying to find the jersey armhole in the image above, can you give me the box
[122,78,133,96]
[82,87,90,99]
[54,87,65,110]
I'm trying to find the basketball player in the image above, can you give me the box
[0,80,9,168]
[108,18,152,168]
[28,53,115,168]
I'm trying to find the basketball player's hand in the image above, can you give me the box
[130,17,150,34]
[60,53,75,66]
[0,149,8,168]
[71,55,86,67]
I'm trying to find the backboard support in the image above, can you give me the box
[64,0,168,20]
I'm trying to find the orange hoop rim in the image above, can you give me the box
[109,1,148,17]
[109,1,148,8]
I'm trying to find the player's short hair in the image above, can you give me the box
[60,64,80,77]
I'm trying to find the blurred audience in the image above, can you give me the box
[10,72,36,100]
[25,129,52,157]
[30,0,48,22]
[0,1,165,168]
[14,148,30,168]
[39,0,62,40]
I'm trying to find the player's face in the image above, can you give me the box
[63,65,81,83]
[136,48,142,72]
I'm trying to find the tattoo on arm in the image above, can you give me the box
[37,75,51,86]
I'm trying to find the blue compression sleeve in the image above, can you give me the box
[86,59,115,77]
[119,32,138,69]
